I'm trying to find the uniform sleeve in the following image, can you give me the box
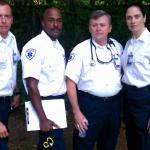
[21,44,42,80]
[65,47,83,83]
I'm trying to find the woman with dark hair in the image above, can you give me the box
[122,3,150,150]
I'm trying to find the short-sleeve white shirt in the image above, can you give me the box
[122,28,150,88]
[21,31,66,96]
[0,31,20,96]
[65,38,123,97]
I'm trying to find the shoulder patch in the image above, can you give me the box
[25,49,36,60]
[68,53,76,62]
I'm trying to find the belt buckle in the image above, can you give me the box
[103,97,109,102]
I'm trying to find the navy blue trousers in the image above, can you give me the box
[38,95,66,150]
[73,91,122,150]
[38,129,66,150]
[0,97,11,150]
[123,84,150,150]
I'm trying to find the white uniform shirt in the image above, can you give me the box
[122,28,150,88]
[0,31,20,96]
[21,31,66,96]
[65,38,123,97]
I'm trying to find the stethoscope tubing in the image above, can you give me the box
[90,38,118,65]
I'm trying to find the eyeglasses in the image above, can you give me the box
[0,14,12,20]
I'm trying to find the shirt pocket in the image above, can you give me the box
[0,52,9,69]
[133,54,144,63]
[133,54,150,68]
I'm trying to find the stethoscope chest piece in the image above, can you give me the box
[90,59,96,66]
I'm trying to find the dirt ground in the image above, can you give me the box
[8,106,127,150]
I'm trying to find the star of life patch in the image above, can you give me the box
[25,49,36,60]
[68,53,76,62]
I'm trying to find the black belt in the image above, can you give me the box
[78,90,120,102]
[0,96,11,101]
[41,94,65,100]
[122,83,150,92]
[0,96,11,105]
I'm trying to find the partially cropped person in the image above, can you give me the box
[122,3,150,150]
[0,1,20,150]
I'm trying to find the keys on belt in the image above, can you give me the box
[102,97,110,102]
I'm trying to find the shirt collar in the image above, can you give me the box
[0,31,14,44]
[41,30,63,52]
[131,28,150,43]
[41,30,59,45]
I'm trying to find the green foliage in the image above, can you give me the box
[8,0,150,51]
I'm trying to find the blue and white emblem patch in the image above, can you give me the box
[25,49,36,60]
[68,53,76,62]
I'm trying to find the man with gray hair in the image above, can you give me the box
[65,10,123,150]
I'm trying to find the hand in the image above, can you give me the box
[11,95,20,109]
[147,118,150,134]
[40,118,60,132]
[0,122,9,138]
[74,111,88,133]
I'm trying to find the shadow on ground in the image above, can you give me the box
[8,106,127,150]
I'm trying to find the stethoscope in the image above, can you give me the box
[90,38,119,67]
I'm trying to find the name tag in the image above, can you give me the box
[13,52,17,64]
[113,56,121,70]
[127,52,133,66]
